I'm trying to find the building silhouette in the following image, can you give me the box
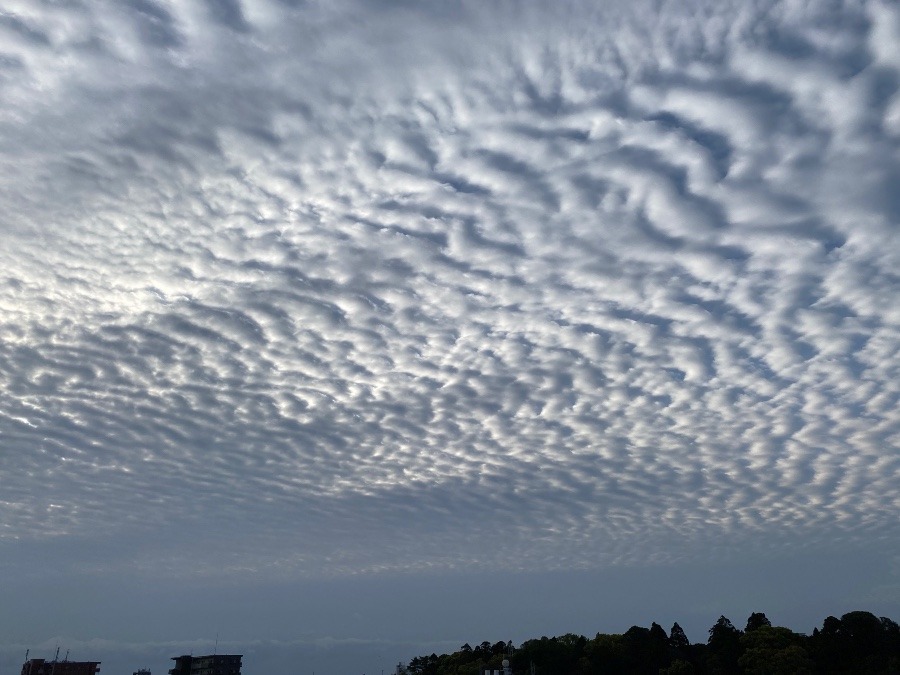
[21,659,100,675]
[481,660,513,675]
[169,655,241,675]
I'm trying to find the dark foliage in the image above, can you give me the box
[706,616,742,674]
[744,612,771,633]
[404,610,900,675]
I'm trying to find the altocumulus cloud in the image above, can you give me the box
[0,0,898,581]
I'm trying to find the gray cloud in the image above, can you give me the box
[1,0,898,629]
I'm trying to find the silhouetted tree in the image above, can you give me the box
[822,615,842,636]
[738,625,812,674]
[745,612,772,632]
[668,622,692,666]
[810,615,843,673]
[512,635,582,674]
[669,623,690,651]
[807,610,900,674]
[618,625,671,675]
[706,616,742,674]
[585,632,628,674]
[649,623,671,672]
[404,609,900,675]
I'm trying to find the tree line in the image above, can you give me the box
[403,610,900,674]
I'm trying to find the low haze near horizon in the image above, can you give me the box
[1,0,898,672]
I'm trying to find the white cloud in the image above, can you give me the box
[0,0,897,588]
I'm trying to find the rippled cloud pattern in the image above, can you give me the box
[1,0,898,580]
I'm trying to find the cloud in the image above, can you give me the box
[0,0,898,585]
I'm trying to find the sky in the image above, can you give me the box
[1,0,899,672]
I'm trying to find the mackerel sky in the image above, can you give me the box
[1,0,899,672]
